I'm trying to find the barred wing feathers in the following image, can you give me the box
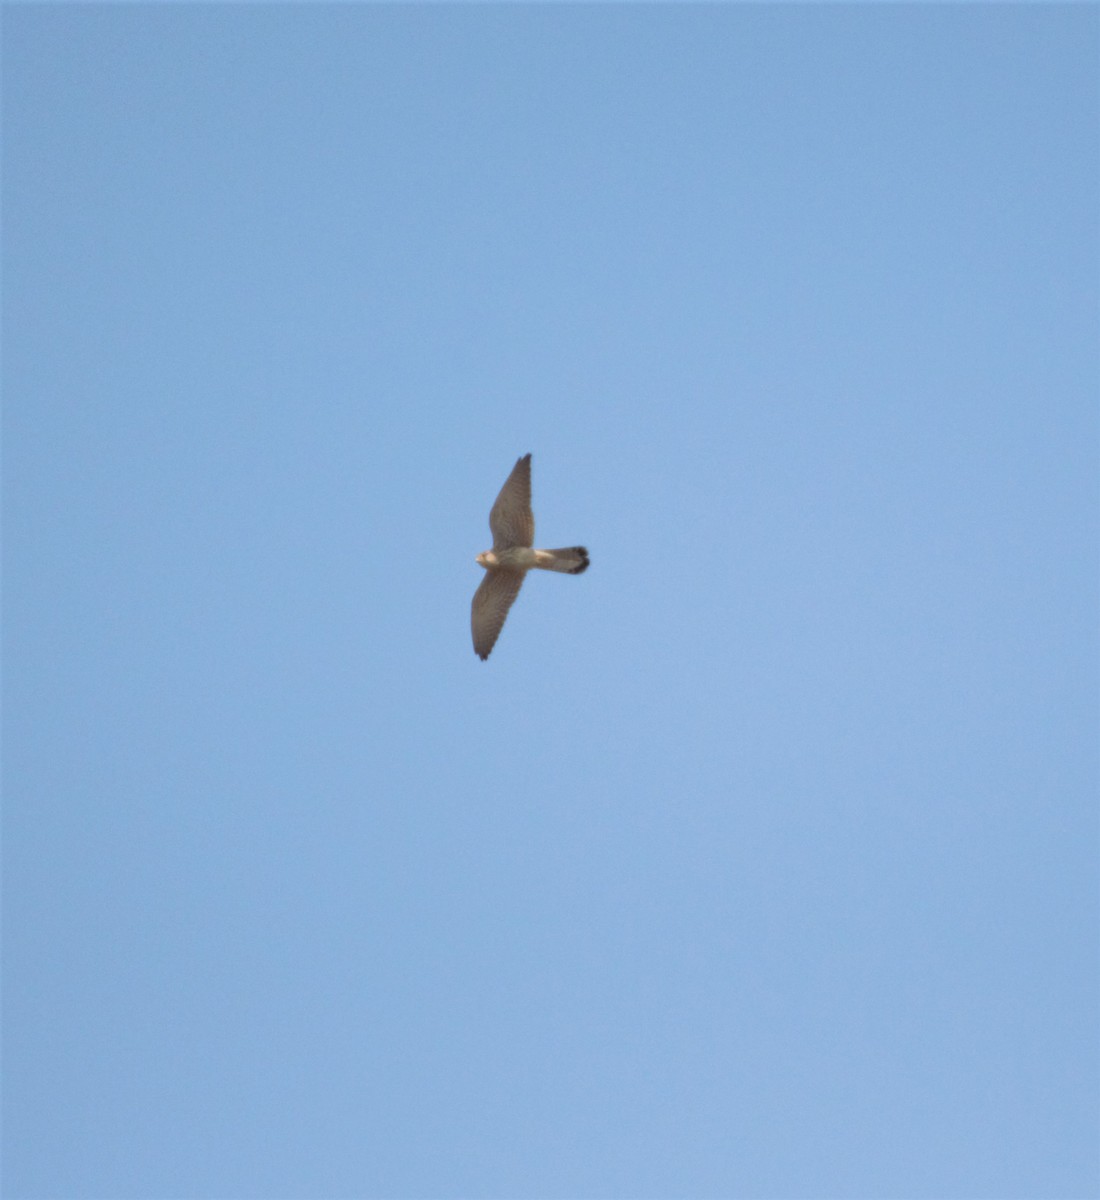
[489,453,535,550]
[471,569,525,660]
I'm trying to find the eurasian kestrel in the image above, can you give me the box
[471,454,589,660]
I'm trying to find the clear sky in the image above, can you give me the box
[4,5,1097,1199]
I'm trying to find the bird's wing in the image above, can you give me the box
[489,453,535,549]
[471,569,525,660]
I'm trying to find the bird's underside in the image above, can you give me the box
[471,454,589,660]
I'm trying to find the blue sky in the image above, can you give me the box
[3,5,1097,1199]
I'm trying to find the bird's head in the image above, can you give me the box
[476,551,495,569]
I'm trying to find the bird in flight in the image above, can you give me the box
[471,453,589,660]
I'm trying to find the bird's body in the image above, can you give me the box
[477,546,587,572]
[471,454,589,660]
[477,547,538,570]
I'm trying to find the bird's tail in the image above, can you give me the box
[534,547,590,575]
